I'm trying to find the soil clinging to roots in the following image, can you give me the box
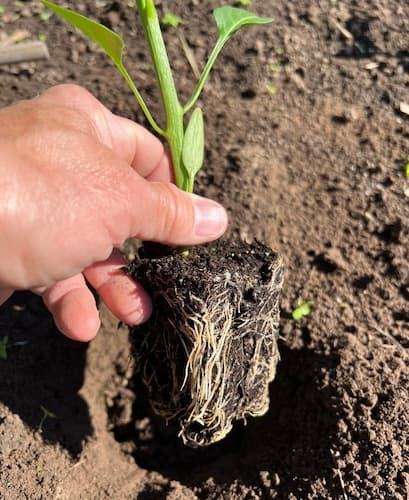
[127,240,284,447]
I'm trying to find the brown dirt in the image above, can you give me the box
[0,0,408,499]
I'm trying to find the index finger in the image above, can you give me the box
[40,84,175,183]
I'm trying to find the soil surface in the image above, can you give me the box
[0,0,408,499]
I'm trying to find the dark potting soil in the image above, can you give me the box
[0,0,408,499]
[127,241,284,447]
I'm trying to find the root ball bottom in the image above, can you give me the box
[127,240,284,447]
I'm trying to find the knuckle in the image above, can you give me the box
[43,83,92,103]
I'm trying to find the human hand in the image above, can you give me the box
[0,85,228,341]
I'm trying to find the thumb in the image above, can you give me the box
[125,179,228,246]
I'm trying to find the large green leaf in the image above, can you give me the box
[40,0,125,62]
[40,0,163,135]
[213,6,272,41]
[182,108,204,191]
[184,7,273,113]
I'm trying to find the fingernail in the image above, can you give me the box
[192,196,228,238]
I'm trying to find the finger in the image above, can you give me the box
[84,249,152,326]
[145,149,174,183]
[0,288,13,305]
[41,274,100,342]
[106,173,228,247]
[109,114,175,183]
[40,84,174,182]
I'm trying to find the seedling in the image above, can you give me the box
[38,404,56,432]
[404,157,409,178]
[40,0,272,192]
[40,0,283,448]
[39,10,52,21]
[0,336,9,360]
[266,83,278,95]
[292,300,314,320]
[161,12,182,29]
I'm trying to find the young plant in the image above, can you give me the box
[39,404,56,432]
[39,0,283,448]
[40,0,272,192]
[292,300,314,320]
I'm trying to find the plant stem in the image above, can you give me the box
[120,64,165,136]
[137,0,187,190]
[184,36,226,114]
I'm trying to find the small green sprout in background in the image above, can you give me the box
[0,336,9,360]
[40,0,272,193]
[39,10,52,21]
[0,6,5,14]
[292,301,314,320]
[161,12,182,28]
[266,61,281,97]
[38,34,47,42]
[237,0,252,6]
[404,157,409,178]
[36,466,43,474]
[265,83,277,95]
[39,405,56,432]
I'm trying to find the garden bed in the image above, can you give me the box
[0,0,408,498]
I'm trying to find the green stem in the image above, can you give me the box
[119,63,165,136]
[183,36,226,114]
[137,0,186,190]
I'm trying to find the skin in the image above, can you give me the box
[0,84,228,342]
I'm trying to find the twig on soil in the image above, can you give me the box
[177,30,201,80]
[371,324,408,357]
[337,467,348,500]
[330,18,353,40]
[331,449,349,500]
[0,41,49,65]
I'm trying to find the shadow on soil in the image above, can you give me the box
[0,292,92,457]
[125,341,344,499]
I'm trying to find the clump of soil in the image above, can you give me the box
[127,241,284,447]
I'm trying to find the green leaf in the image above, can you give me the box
[182,108,204,191]
[0,336,9,360]
[40,1,164,135]
[161,12,182,28]
[184,7,273,113]
[405,157,409,178]
[40,10,52,21]
[292,301,314,320]
[40,0,124,62]
[213,6,272,41]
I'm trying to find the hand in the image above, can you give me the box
[0,85,228,341]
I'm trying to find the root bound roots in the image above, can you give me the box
[127,241,284,447]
